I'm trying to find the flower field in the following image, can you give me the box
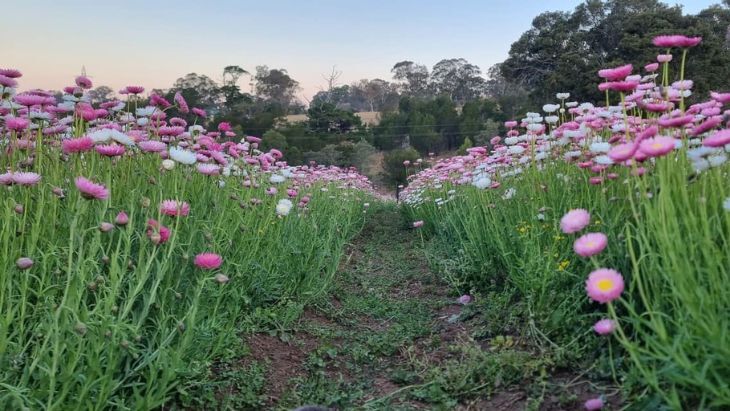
[402,35,729,409]
[2,33,730,410]
[0,73,372,409]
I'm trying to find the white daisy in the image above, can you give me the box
[169,147,197,165]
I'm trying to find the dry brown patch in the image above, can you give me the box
[241,332,320,405]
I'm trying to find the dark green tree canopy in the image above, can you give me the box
[501,0,730,104]
[430,58,487,104]
[254,66,301,112]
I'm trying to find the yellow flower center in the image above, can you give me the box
[596,279,614,292]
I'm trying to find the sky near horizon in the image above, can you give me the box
[2,0,720,101]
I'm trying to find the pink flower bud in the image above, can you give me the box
[149,232,162,244]
[115,211,129,225]
[457,295,472,305]
[16,257,34,270]
[52,187,65,198]
[584,397,604,410]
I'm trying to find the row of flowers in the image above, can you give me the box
[405,34,729,410]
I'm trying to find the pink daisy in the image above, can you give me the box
[12,172,41,186]
[573,233,608,257]
[0,68,22,78]
[194,252,223,270]
[139,140,167,153]
[710,92,730,104]
[644,62,659,72]
[598,64,632,81]
[197,163,220,176]
[560,209,590,234]
[652,34,702,48]
[62,137,94,154]
[0,172,14,185]
[269,149,283,159]
[149,93,171,108]
[125,85,145,94]
[690,116,723,136]
[95,144,126,157]
[75,177,109,200]
[159,126,185,137]
[75,75,93,89]
[639,136,676,158]
[605,80,639,92]
[174,92,189,113]
[14,94,52,106]
[192,107,206,118]
[170,117,187,127]
[0,74,18,88]
[160,200,190,217]
[586,268,624,304]
[593,319,617,335]
[5,117,30,131]
[703,129,730,148]
[607,143,637,162]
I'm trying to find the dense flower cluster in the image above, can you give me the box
[1,72,374,220]
[401,34,730,409]
[1,69,375,409]
[401,45,729,207]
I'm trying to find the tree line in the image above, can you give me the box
[82,0,730,185]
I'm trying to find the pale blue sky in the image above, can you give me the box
[2,0,720,100]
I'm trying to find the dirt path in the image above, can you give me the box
[206,204,620,410]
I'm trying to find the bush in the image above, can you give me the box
[382,148,420,186]
[457,137,473,155]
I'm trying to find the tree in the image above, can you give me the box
[382,148,420,186]
[486,64,530,119]
[311,79,401,112]
[391,61,430,97]
[355,79,399,112]
[261,130,288,152]
[220,65,250,112]
[500,0,730,104]
[430,58,487,104]
[351,140,378,175]
[320,66,342,102]
[478,119,501,146]
[88,86,114,104]
[304,144,342,165]
[222,65,248,86]
[458,137,473,155]
[254,66,301,113]
[307,102,362,134]
[311,85,352,109]
[460,98,506,142]
[374,110,409,150]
